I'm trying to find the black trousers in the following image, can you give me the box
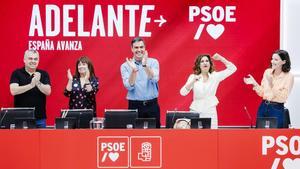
[128,98,161,128]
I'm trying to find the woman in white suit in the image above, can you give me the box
[180,53,237,129]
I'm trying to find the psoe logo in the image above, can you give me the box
[130,136,162,168]
[189,5,236,40]
[97,136,129,168]
[262,135,300,169]
[97,136,162,168]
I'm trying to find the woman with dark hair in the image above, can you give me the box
[244,50,294,128]
[64,56,99,115]
[180,53,237,129]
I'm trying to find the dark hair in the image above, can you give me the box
[193,54,215,75]
[74,56,96,79]
[273,50,291,72]
[131,37,145,47]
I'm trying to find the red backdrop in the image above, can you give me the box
[0,0,280,125]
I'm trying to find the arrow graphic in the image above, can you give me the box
[154,15,167,27]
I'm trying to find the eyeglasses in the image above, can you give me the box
[27,57,39,61]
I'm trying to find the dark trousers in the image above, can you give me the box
[128,98,160,128]
[257,100,284,128]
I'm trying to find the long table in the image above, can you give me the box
[0,129,299,169]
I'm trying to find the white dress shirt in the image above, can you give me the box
[120,58,159,100]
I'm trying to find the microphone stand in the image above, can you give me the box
[244,106,253,128]
[0,110,9,128]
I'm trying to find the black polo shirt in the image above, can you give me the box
[10,67,51,119]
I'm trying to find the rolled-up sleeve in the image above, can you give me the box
[180,74,194,96]
[216,61,237,81]
[253,69,294,103]
[253,84,264,98]
[149,59,159,83]
[253,70,270,98]
[121,63,135,91]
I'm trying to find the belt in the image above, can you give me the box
[129,98,157,106]
[263,100,284,106]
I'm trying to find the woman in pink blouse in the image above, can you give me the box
[244,50,294,128]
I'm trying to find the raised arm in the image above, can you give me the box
[212,53,237,81]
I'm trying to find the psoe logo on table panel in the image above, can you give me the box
[130,136,162,168]
[262,135,300,169]
[97,136,162,168]
[97,136,130,168]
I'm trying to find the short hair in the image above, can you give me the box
[193,54,215,75]
[24,49,39,59]
[74,56,96,79]
[273,49,291,72]
[131,37,145,47]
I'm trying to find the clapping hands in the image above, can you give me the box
[67,69,73,81]
[142,50,148,66]
[31,72,41,86]
[243,74,257,86]
[84,68,90,81]
[126,58,137,71]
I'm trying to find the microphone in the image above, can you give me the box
[61,109,69,118]
[171,108,178,128]
[0,110,8,128]
[244,106,253,128]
